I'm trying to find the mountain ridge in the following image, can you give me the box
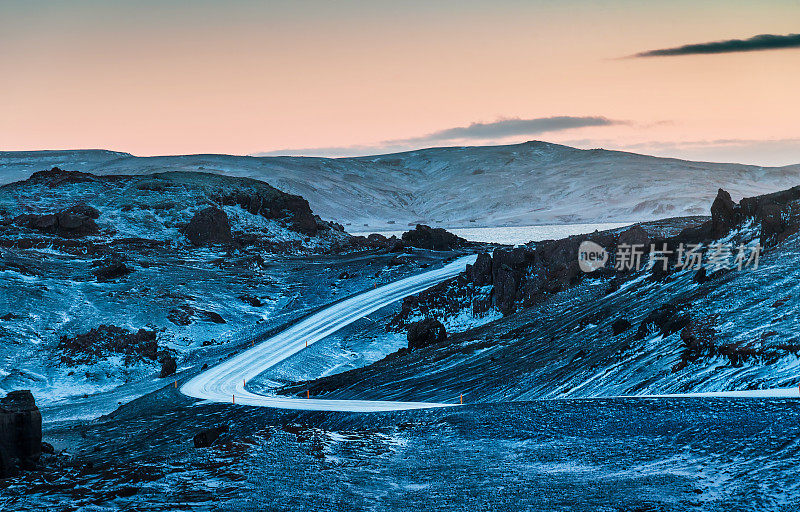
[3,141,800,230]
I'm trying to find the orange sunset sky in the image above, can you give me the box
[2,0,800,165]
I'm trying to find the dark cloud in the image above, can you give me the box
[257,116,623,157]
[633,33,800,57]
[400,116,621,144]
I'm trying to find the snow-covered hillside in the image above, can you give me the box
[2,142,799,230]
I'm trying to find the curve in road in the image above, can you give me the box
[182,253,800,412]
[181,255,477,412]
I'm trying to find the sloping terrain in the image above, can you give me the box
[3,142,800,230]
[11,390,800,511]
[279,185,800,403]
[0,169,457,409]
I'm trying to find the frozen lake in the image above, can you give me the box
[351,222,634,246]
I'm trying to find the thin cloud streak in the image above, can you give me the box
[633,33,800,57]
[257,116,623,157]
[398,116,622,144]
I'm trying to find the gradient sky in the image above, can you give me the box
[2,0,800,165]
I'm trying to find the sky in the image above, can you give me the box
[2,0,800,165]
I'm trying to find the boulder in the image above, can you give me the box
[386,237,408,253]
[0,390,42,477]
[159,353,177,378]
[92,259,133,281]
[759,203,796,246]
[197,310,226,324]
[184,207,234,246]
[611,318,632,336]
[407,318,447,350]
[193,425,229,448]
[401,225,467,251]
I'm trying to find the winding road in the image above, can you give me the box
[181,255,476,411]
[182,253,800,412]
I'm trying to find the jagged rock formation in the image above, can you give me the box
[213,187,319,236]
[393,183,800,328]
[92,257,134,281]
[0,390,42,477]
[401,224,467,251]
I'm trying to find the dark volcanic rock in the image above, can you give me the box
[401,225,467,251]
[14,204,100,238]
[466,252,493,286]
[40,441,55,455]
[92,259,133,281]
[737,185,800,246]
[0,390,42,477]
[760,204,791,246]
[197,310,226,324]
[216,188,318,236]
[710,188,739,238]
[634,304,691,341]
[617,225,650,248]
[611,318,632,336]
[168,306,194,326]
[25,167,99,187]
[184,207,233,246]
[407,318,447,350]
[159,353,177,378]
[58,326,159,365]
[386,236,408,253]
[193,425,228,448]
[239,295,265,307]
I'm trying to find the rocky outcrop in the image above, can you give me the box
[159,353,177,378]
[167,305,225,326]
[58,325,159,365]
[184,207,233,246]
[466,252,492,286]
[401,225,467,251]
[617,224,650,249]
[407,318,447,350]
[611,318,632,336]
[710,188,739,238]
[14,204,100,238]
[215,188,318,236]
[0,390,42,477]
[2,168,346,253]
[92,258,133,281]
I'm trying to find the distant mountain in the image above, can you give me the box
[2,142,799,230]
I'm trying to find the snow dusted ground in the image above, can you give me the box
[3,142,800,230]
[0,168,470,414]
[22,390,800,511]
[286,221,800,404]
